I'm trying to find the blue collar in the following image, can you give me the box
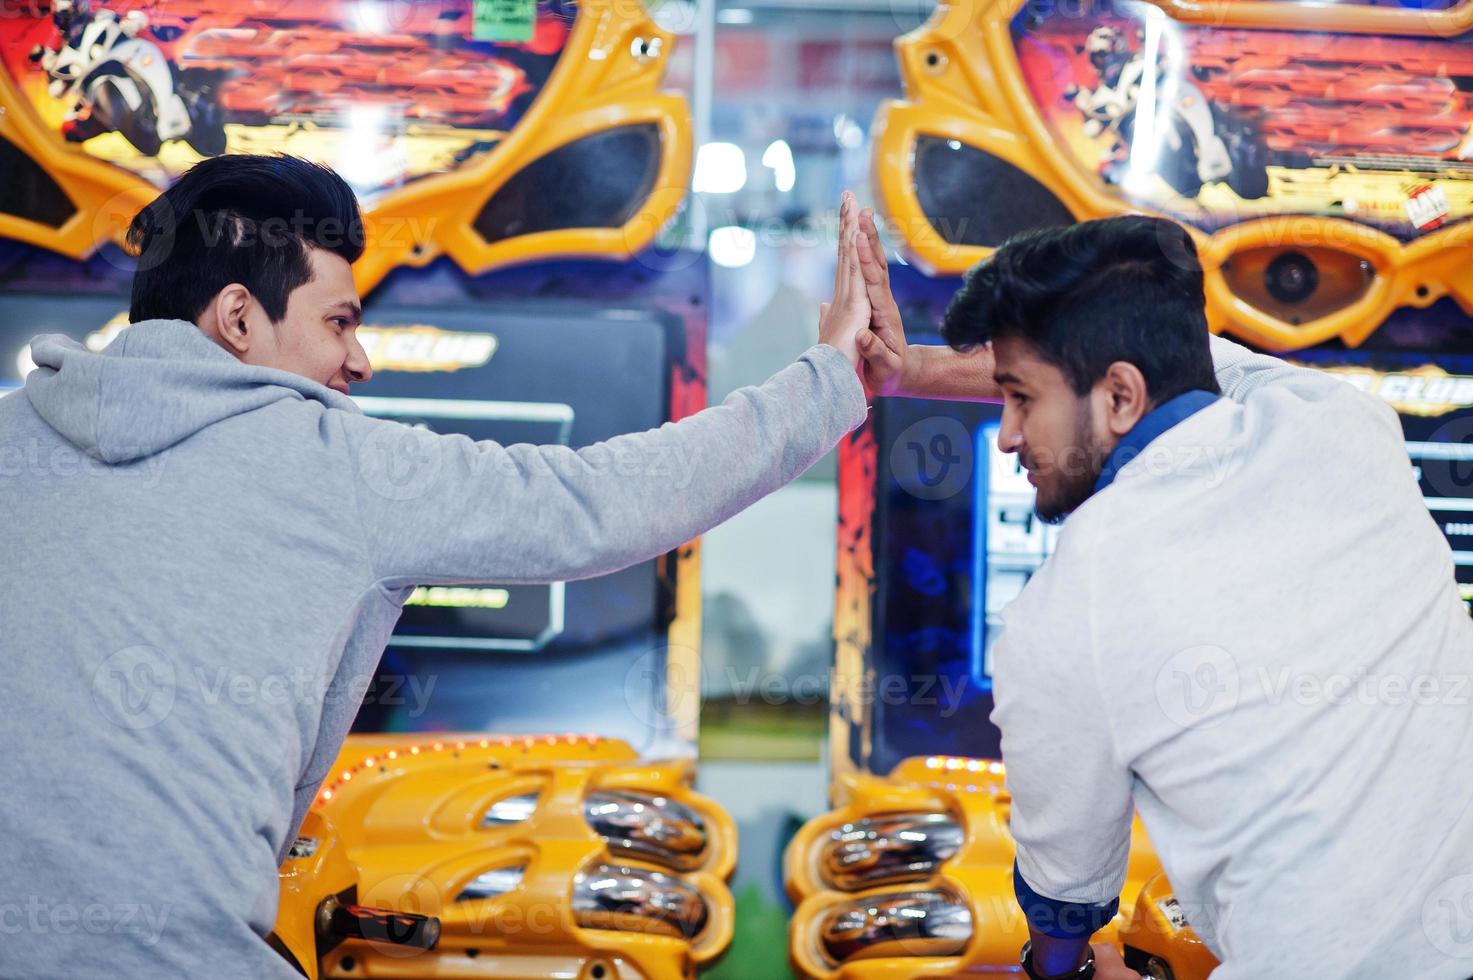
[1093,389,1220,494]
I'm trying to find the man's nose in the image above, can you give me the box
[997,407,1024,455]
[345,335,373,384]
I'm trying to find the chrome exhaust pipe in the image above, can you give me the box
[573,863,709,940]
[818,889,972,963]
[820,812,963,890]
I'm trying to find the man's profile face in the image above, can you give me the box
[992,335,1110,521]
[247,248,372,395]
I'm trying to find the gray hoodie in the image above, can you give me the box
[0,318,865,978]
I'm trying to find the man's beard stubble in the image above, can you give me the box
[1033,399,1106,523]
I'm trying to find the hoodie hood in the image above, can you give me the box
[24,318,361,463]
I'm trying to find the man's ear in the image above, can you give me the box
[1100,360,1151,437]
[210,283,253,355]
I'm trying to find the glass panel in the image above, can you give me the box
[0,135,75,227]
[473,123,662,242]
[913,135,1075,247]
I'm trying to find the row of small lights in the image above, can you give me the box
[922,757,1007,793]
[317,734,605,804]
[924,756,1006,775]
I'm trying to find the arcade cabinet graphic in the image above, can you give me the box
[870,0,1473,350]
[786,0,1473,976]
[0,0,692,290]
[0,2,733,976]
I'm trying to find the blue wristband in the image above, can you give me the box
[1013,861,1120,940]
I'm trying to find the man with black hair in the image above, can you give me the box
[124,153,372,393]
[0,155,876,977]
[856,210,1473,979]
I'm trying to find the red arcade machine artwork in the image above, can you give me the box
[1015,2,1473,238]
[0,0,570,194]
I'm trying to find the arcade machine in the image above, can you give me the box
[786,0,1473,975]
[0,1,736,976]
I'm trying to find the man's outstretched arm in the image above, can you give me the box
[344,193,876,587]
[347,345,865,587]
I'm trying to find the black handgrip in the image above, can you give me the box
[319,898,441,950]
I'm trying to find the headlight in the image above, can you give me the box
[455,864,526,902]
[481,791,539,827]
[820,812,963,890]
[572,863,709,940]
[584,791,708,871]
[818,889,972,964]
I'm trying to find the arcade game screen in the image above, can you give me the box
[863,322,1473,773]
[0,294,691,754]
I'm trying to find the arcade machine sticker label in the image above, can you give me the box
[0,0,575,194]
[1013,0,1473,238]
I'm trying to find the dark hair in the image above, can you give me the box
[127,154,364,324]
[942,215,1219,401]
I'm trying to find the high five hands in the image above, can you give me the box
[854,205,911,399]
[816,191,873,370]
[818,193,912,400]
[821,194,1001,405]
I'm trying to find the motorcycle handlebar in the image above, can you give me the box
[316,896,441,951]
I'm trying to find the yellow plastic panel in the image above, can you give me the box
[785,756,1217,980]
[273,734,734,980]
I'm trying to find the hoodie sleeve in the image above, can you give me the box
[342,344,867,587]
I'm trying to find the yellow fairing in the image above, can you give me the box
[784,756,1217,980]
[351,2,693,293]
[0,0,691,294]
[1117,873,1220,980]
[871,0,1473,350]
[273,734,735,980]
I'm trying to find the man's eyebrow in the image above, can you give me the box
[324,301,362,324]
[993,370,1022,386]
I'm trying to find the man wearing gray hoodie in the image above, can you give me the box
[0,155,875,978]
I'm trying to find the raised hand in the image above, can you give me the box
[817,191,872,370]
[853,207,909,397]
[853,204,1002,403]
